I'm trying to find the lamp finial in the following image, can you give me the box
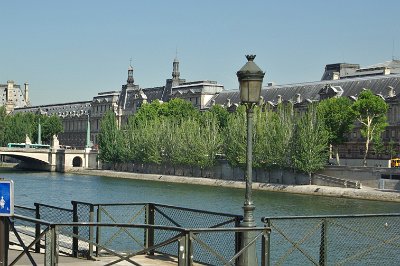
[246,55,256,61]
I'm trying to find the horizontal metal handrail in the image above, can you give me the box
[34,202,73,212]
[153,202,242,218]
[187,227,270,233]
[261,213,400,222]
[12,214,53,226]
[14,205,35,212]
[72,200,242,218]
[71,200,145,207]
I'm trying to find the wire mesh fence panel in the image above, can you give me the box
[190,231,239,266]
[265,214,400,266]
[325,216,400,266]
[13,205,36,228]
[74,202,92,257]
[96,204,147,253]
[153,204,240,265]
[268,218,323,265]
[37,204,74,253]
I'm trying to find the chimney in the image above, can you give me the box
[7,80,14,102]
[388,86,395,98]
[295,93,301,103]
[24,82,29,104]
[277,95,282,104]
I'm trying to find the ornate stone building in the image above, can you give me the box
[209,60,400,160]
[10,57,400,159]
[0,80,30,113]
[12,57,223,148]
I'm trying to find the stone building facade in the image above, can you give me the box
[209,60,400,160]
[11,57,224,148]
[0,80,29,113]
[8,58,400,160]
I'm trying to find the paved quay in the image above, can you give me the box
[8,249,179,265]
[77,169,400,202]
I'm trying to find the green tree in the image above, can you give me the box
[207,105,229,128]
[291,105,329,182]
[317,97,355,165]
[134,119,164,164]
[133,100,163,124]
[223,106,247,168]
[4,112,36,144]
[0,107,7,146]
[41,115,64,143]
[98,111,124,163]
[351,90,389,166]
[159,98,200,120]
[254,104,294,170]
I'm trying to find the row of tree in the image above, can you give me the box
[0,106,63,146]
[98,89,390,174]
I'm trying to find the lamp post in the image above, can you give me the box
[85,113,91,149]
[36,107,46,145]
[237,55,265,266]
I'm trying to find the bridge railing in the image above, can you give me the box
[262,213,400,265]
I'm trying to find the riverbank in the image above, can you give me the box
[77,169,400,202]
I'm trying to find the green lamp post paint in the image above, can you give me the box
[236,55,265,266]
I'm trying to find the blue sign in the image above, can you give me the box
[0,180,14,216]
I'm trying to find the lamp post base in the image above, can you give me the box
[238,204,258,266]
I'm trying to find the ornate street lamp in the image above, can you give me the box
[237,54,265,266]
[85,113,91,149]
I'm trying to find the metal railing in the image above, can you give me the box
[13,201,400,265]
[71,201,243,265]
[9,214,270,266]
[262,213,400,265]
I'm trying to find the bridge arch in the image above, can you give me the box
[72,156,83,167]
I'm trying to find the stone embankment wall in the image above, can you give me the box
[320,166,400,190]
[102,160,311,186]
[101,160,400,190]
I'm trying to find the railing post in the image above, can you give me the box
[145,203,155,255]
[88,204,94,259]
[0,217,9,266]
[235,215,242,264]
[319,218,327,266]
[96,205,101,257]
[178,231,191,266]
[44,225,58,266]
[72,201,78,258]
[34,203,41,253]
[262,222,271,266]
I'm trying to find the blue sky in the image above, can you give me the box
[1,0,400,105]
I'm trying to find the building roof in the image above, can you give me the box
[209,74,400,107]
[13,101,91,117]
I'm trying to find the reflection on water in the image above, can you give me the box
[2,170,400,221]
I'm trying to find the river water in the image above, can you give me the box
[3,170,399,220]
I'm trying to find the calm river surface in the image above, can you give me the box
[3,170,400,220]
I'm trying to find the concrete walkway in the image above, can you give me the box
[8,249,179,265]
[77,169,400,202]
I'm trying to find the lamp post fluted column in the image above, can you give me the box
[237,55,265,266]
[243,103,255,227]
